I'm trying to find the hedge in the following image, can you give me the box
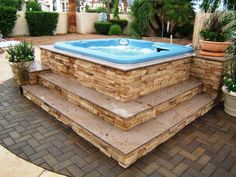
[94,22,112,35]
[0,6,17,37]
[26,1,42,11]
[25,11,59,36]
[0,0,20,9]
[110,19,128,30]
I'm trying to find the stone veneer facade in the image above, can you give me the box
[41,49,191,102]
[39,76,202,130]
[190,56,231,96]
[40,48,231,103]
[23,86,216,168]
[23,47,231,168]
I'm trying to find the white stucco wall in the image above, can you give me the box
[55,12,68,34]
[11,12,130,36]
[76,13,131,34]
[11,11,29,36]
[119,14,131,21]
[11,12,68,36]
[76,13,99,34]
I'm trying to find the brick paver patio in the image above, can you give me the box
[0,34,235,177]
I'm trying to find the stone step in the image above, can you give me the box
[39,73,202,130]
[22,85,215,168]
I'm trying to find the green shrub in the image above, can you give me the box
[7,41,35,63]
[94,22,112,35]
[85,8,97,13]
[0,6,17,37]
[109,25,122,35]
[85,4,89,11]
[223,34,236,92]
[86,6,107,13]
[110,19,128,30]
[0,0,20,9]
[95,6,107,13]
[200,12,236,42]
[25,11,59,36]
[26,1,42,11]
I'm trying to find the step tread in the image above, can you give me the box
[23,85,214,155]
[39,73,202,118]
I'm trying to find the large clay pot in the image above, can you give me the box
[222,86,236,117]
[199,40,231,57]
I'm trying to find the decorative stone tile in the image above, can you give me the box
[40,49,191,102]
[190,57,231,96]
[38,73,202,130]
[22,85,215,168]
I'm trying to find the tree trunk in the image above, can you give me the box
[106,2,110,21]
[149,21,160,36]
[68,0,77,33]
[92,0,95,8]
[123,0,128,14]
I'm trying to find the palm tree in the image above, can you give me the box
[130,0,195,38]
[68,0,77,33]
[223,0,236,10]
[199,0,221,12]
[197,0,236,12]
[148,0,194,37]
[164,0,195,34]
[123,0,128,14]
[102,0,112,21]
[113,0,120,19]
[129,0,154,38]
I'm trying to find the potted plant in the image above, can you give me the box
[199,11,236,57]
[7,41,35,89]
[222,33,236,117]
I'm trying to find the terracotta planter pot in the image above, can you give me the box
[199,40,230,57]
[222,86,236,117]
[10,61,33,86]
[199,50,225,57]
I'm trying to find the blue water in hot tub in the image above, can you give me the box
[54,38,193,64]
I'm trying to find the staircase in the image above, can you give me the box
[23,65,216,168]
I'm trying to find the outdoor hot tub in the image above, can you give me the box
[54,38,193,64]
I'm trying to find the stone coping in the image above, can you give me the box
[0,145,66,177]
[28,60,50,73]
[194,53,233,62]
[39,45,193,71]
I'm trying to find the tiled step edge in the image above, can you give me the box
[22,85,216,168]
[27,61,51,85]
[39,73,202,130]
